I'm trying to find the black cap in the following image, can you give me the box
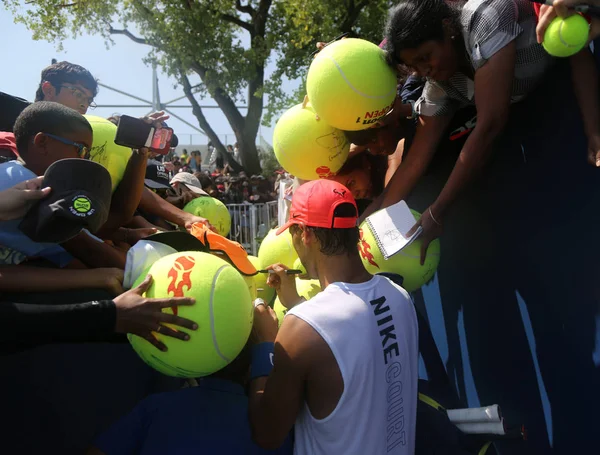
[19,159,112,243]
[145,159,171,189]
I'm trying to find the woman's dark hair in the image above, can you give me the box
[384,0,462,65]
[290,203,359,256]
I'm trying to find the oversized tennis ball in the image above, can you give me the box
[358,210,440,292]
[307,38,397,131]
[183,197,231,236]
[293,257,308,277]
[258,228,299,269]
[543,15,589,57]
[85,115,132,192]
[273,102,349,180]
[128,252,253,378]
[248,255,276,305]
[273,278,322,325]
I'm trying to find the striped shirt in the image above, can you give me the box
[415,0,555,117]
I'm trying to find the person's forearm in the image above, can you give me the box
[139,187,191,228]
[0,300,116,345]
[95,152,147,237]
[0,267,104,292]
[62,232,127,269]
[385,139,405,186]
[249,376,279,449]
[431,120,503,217]
[571,49,600,140]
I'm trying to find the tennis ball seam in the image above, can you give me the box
[323,55,397,100]
[210,264,232,363]
[559,20,588,47]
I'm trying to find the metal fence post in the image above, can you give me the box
[250,205,258,256]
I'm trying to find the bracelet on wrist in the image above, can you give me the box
[250,342,274,380]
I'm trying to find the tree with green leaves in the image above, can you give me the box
[4,0,393,174]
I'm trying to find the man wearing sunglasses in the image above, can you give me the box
[35,61,98,115]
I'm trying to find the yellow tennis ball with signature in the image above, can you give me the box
[85,115,132,192]
[273,102,349,180]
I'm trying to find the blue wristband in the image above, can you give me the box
[250,342,275,380]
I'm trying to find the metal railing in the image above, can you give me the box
[226,201,278,255]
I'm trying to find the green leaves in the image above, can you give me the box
[5,0,392,167]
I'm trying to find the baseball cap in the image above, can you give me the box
[276,180,358,235]
[19,158,112,243]
[170,172,208,196]
[145,159,171,189]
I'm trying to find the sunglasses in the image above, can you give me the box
[60,84,97,109]
[44,133,90,159]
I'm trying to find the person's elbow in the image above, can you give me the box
[477,109,509,139]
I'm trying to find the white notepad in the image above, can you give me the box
[365,200,422,259]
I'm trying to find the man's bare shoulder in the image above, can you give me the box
[275,313,331,369]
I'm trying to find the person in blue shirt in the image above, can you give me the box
[87,345,293,455]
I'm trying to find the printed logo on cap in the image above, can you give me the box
[69,195,95,217]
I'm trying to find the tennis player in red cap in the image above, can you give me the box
[247,179,419,455]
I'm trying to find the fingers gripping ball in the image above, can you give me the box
[307,38,397,131]
[258,228,299,270]
[273,102,349,181]
[247,255,276,305]
[183,197,231,236]
[85,116,132,193]
[543,15,590,57]
[273,278,321,326]
[128,252,253,378]
[358,210,441,292]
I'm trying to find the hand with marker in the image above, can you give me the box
[265,263,304,309]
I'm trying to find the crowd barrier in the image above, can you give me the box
[226,201,278,255]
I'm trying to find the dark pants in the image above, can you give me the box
[0,289,183,454]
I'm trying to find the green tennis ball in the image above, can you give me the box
[358,209,441,292]
[128,252,253,378]
[273,278,321,326]
[258,228,299,270]
[307,38,397,131]
[183,197,231,236]
[293,258,308,277]
[248,255,276,305]
[273,102,349,180]
[543,15,589,57]
[85,115,132,193]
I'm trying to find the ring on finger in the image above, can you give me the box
[156,325,162,333]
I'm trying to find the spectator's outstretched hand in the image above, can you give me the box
[0,176,51,221]
[113,274,197,351]
[142,111,170,129]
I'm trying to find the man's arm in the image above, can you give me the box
[248,312,311,450]
[0,266,123,294]
[139,187,208,230]
[62,231,127,269]
[96,149,148,236]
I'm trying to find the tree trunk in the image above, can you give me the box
[237,134,262,175]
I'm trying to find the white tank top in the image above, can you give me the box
[286,275,418,455]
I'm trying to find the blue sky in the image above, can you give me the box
[1,12,292,147]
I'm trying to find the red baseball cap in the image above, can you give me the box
[276,180,358,235]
